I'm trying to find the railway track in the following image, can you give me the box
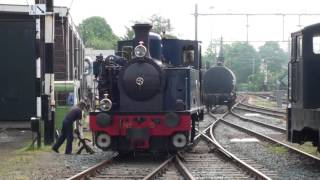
[182,138,257,179]
[231,96,286,132]
[67,152,193,180]
[227,101,320,160]
[229,109,286,135]
[220,113,320,159]
[234,103,285,119]
[240,101,286,113]
[210,107,320,179]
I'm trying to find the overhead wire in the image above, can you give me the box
[68,0,75,12]
[25,0,30,6]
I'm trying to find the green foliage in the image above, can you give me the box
[122,26,135,40]
[258,41,288,73]
[258,41,289,90]
[203,40,218,69]
[122,14,176,40]
[149,14,175,38]
[78,16,119,49]
[247,72,265,91]
[224,42,260,84]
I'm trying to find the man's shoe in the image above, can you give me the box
[52,147,59,153]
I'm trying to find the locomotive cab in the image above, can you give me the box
[288,23,320,151]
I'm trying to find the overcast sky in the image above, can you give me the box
[2,0,320,50]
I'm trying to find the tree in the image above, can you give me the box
[258,41,289,90]
[258,41,288,73]
[247,72,265,91]
[122,14,176,40]
[202,39,218,69]
[122,26,135,40]
[149,14,176,38]
[78,16,118,49]
[224,42,260,84]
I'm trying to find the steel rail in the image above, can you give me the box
[143,155,195,180]
[230,109,286,133]
[240,102,286,114]
[142,156,175,180]
[67,152,118,180]
[174,155,195,180]
[233,105,285,119]
[206,112,272,180]
[220,118,320,162]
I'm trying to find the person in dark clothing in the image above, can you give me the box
[52,101,87,154]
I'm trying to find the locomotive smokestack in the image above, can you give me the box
[132,24,153,57]
[217,37,224,66]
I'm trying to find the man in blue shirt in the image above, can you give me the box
[52,101,87,154]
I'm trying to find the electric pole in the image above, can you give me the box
[194,4,198,41]
[33,0,45,148]
[44,0,55,145]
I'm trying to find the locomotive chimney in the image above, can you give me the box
[132,24,153,57]
[216,37,224,66]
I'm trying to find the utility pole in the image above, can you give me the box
[194,4,198,41]
[246,15,249,43]
[44,0,55,145]
[33,0,45,148]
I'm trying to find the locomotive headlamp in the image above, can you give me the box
[99,94,112,111]
[134,41,147,57]
[172,133,187,148]
[96,132,111,150]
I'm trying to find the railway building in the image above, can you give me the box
[0,4,85,128]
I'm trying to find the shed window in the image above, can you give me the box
[313,36,320,54]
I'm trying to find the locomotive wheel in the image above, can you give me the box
[172,133,187,148]
[95,132,111,151]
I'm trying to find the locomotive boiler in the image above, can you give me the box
[89,24,204,153]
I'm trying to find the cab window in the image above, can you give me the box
[183,45,195,66]
[297,36,303,58]
[313,35,320,54]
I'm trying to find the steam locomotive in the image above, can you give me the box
[288,23,320,151]
[89,24,204,152]
[203,40,236,110]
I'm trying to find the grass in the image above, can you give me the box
[19,142,53,153]
[0,142,50,178]
[0,106,91,178]
[291,142,320,157]
[267,145,288,154]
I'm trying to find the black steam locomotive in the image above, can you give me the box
[288,23,320,151]
[89,24,204,152]
[203,41,236,110]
